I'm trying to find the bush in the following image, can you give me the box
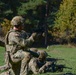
[1,19,12,35]
[53,0,76,44]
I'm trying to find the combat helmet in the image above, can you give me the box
[37,50,48,61]
[11,16,24,26]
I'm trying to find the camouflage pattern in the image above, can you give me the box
[5,28,36,75]
[28,49,52,74]
[28,49,66,74]
[39,61,53,73]
[5,29,34,54]
[11,16,24,26]
[29,58,39,74]
[37,50,48,62]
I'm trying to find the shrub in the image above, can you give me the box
[1,19,12,35]
[53,0,76,44]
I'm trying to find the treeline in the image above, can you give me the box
[0,0,76,45]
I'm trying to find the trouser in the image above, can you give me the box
[10,50,31,75]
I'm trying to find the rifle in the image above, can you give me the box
[27,50,39,57]
[55,64,72,70]
[40,61,72,72]
[31,28,44,36]
[49,64,72,72]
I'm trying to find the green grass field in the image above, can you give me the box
[0,45,76,75]
[0,47,5,66]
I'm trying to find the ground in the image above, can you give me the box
[0,45,76,75]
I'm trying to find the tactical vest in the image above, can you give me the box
[5,29,15,52]
[5,30,14,45]
[5,29,29,53]
[5,29,21,53]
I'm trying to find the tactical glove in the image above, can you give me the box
[31,32,37,40]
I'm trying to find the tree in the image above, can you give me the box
[17,0,46,32]
[53,0,76,44]
[0,0,14,20]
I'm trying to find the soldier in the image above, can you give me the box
[28,49,54,74]
[4,16,38,75]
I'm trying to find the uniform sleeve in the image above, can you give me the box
[8,32,34,47]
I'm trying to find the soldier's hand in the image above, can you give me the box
[45,62,52,66]
[31,32,37,37]
[31,32,37,40]
[39,68,45,73]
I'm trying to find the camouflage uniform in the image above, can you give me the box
[28,49,52,74]
[5,16,37,75]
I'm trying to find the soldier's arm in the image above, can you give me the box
[8,32,36,47]
[39,61,53,73]
[20,33,37,47]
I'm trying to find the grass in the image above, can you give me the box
[0,47,5,66]
[46,45,76,75]
[0,45,76,75]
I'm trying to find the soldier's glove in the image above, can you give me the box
[31,32,37,40]
[39,68,45,73]
[45,62,53,66]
